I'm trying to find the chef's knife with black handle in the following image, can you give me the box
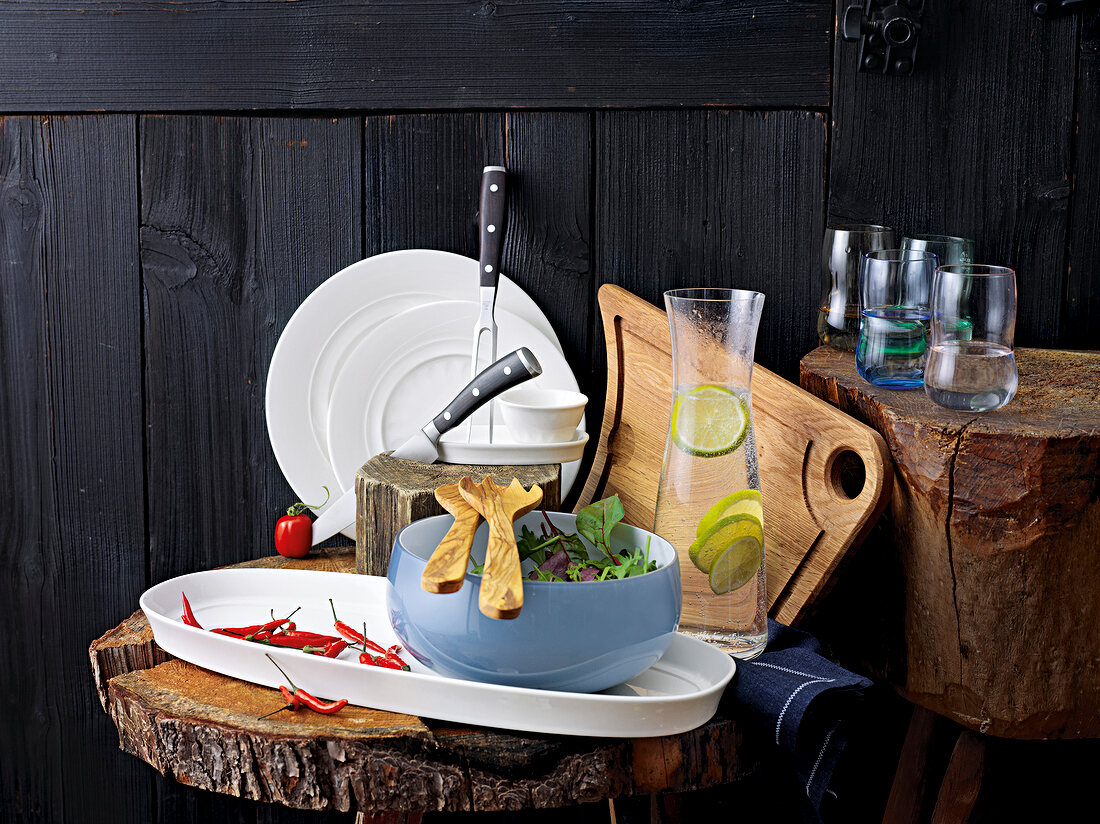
[309,347,542,545]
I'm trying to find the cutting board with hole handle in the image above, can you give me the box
[574,284,892,624]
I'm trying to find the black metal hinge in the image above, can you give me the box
[842,1,925,76]
[1031,0,1100,18]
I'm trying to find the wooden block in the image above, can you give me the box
[800,345,1100,739]
[354,454,561,576]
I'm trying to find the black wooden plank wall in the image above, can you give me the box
[0,2,1097,823]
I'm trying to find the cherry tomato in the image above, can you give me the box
[274,487,329,558]
[274,513,313,557]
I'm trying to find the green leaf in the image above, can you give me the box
[575,495,625,559]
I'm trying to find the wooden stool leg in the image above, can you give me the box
[883,706,939,824]
[930,731,985,824]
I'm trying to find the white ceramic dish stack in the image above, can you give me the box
[266,250,587,538]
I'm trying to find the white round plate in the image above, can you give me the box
[266,250,565,538]
[326,300,585,495]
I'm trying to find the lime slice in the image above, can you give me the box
[688,513,764,574]
[708,534,764,595]
[670,385,750,458]
[697,489,764,539]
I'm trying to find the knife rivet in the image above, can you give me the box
[484,265,493,273]
[443,411,451,420]
[472,388,480,396]
[487,225,496,233]
[490,183,498,192]
[504,366,512,375]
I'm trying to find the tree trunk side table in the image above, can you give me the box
[90,548,761,818]
[799,346,1100,740]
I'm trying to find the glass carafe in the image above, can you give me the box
[654,288,767,659]
[818,224,895,350]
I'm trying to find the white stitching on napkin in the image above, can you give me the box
[774,678,833,744]
[806,721,841,794]
[753,662,834,681]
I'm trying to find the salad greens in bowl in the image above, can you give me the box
[386,497,682,693]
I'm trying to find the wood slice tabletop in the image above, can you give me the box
[89,548,759,815]
[800,346,1100,739]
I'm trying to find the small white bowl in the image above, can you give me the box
[497,388,588,444]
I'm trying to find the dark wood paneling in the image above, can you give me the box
[141,115,361,585]
[595,110,826,379]
[364,111,595,503]
[0,1,831,111]
[0,115,149,821]
[1063,10,1100,350]
[828,1,1080,347]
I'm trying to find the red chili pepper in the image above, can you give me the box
[275,487,330,558]
[217,624,265,636]
[181,592,202,629]
[295,689,348,714]
[372,655,405,671]
[265,653,348,715]
[211,628,245,637]
[387,644,402,655]
[359,651,377,666]
[382,651,411,671]
[264,633,339,650]
[258,685,300,720]
[246,611,301,641]
[280,685,299,710]
[322,640,348,658]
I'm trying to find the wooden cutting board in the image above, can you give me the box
[575,284,892,624]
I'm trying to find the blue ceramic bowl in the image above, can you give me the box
[386,511,681,693]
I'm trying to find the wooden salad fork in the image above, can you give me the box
[421,483,483,594]
[457,476,543,619]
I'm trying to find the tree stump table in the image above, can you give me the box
[799,346,1100,741]
[89,548,762,820]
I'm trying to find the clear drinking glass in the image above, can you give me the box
[855,249,937,389]
[654,288,767,659]
[818,224,895,350]
[901,234,976,267]
[924,264,1018,411]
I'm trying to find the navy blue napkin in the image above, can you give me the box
[730,619,873,815]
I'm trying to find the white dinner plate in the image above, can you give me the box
[266,250,565,538]
[326,300,585,493]
[141,569,736,738]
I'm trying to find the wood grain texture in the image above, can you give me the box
[0,114,151,823]
[801,345,1100,739]
[828,1,1082,348]
[141,115,361,582]
[930,731,985,824]
[420,484,483,594]
[89,551,758,815]
[1062,10,1100,350]
[0,1,830,111]
[355,454,559,576]
[595,109,826,381]
[577,285,892,625]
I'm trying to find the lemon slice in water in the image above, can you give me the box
[689,513,764,574]
[697,489,764,539]
[670,385,750,458]
[708,535,764,595]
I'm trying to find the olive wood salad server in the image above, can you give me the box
[457,476,543,619]
[420,484,483,594]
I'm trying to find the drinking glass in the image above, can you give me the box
[654,288,767,659]
[818,224,895,350]
[901,234,975,267]
[924,264,1017,411]
[855,249,937,388]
